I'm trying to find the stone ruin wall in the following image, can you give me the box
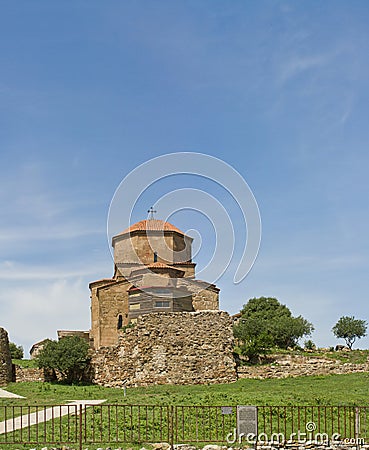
[0,327,12,386]
[14,367,47,383]
[92,311,237,387]
[191,287,219,311]
[238,354,369,379]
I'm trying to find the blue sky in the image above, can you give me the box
[1,1,369,354]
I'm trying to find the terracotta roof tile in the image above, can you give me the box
[172,261,195,266]
[147,262,172,269]
[131,262,184,273]
[120,219,184,235]
[147,262,183,271]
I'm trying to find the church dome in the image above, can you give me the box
[120,219,185,235]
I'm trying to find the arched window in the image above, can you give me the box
[154,252,158,262]
[117,314,123,330]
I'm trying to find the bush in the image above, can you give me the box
[38,336,90,384]
[237,332,273,363]
[304,339,316,351]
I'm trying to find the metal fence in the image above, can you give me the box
[0,404,368,449]
[257,406,369,444]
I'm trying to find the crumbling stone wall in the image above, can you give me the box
[14,367,46,382]
[0,327,12,386]
[92,311,237,387]
[237,354,369,379]
[191,286,219,310]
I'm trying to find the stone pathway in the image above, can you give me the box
[0,388,25,398]
[0,399,106,434]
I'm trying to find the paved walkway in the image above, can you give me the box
[0,388,25,399]
[0,399,106,435]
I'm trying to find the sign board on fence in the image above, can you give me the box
[221,406,233,415]
[237,406,258,437]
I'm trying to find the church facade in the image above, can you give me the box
[89,218,219,349]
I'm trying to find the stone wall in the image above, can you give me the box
[92,311,237,387]
[0,327,12,386]
[237,354,369,379]
[14,366,46,382]
[176,278,219,311]
[90,278,130,349]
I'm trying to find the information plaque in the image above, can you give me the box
[237,405,258,438]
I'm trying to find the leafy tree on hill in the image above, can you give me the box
[9,342,24,360]
[234,297,314,361]
[234,326,273,363]
[38,336,90,384]
[332,316,367,350]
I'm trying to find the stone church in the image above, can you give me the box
[89,216,220,349]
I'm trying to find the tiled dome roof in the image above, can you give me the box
[121,219,184,235]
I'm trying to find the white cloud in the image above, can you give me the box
[0,260,106,281]
[259,254,366,271]
[0,225,103,242]
[0,277,91,356]
[278,53,331,84]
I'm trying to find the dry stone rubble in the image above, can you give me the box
[92,311,237,387]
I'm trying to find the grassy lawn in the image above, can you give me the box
[1,372,369,408]
[12,359,38,368]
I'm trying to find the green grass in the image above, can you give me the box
[12,359,38,368]
[323,349,369,364]
[2,372,369,408]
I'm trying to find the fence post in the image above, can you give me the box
[79,403,83,450]
[355,407,360,450]
[169,405,174,450]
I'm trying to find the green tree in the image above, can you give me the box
[332,316,367,350]
[234,323,273,363]
[234,297,314,361]
[9,342,24,359]
[38,336,90,384]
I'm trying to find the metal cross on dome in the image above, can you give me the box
[147,206,157,219]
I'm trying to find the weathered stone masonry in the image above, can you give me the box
[0,327,12,386]
[91,311,237,387]
[238,354,369,379]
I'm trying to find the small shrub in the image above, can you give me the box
[304,339,316,351]
[121,322,136,332]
